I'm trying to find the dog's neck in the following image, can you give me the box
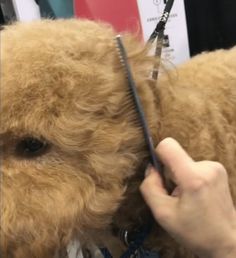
[109,81,164,255]
[109,165,154,256]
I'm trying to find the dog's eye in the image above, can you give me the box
[15,138,49,158]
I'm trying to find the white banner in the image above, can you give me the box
[137,0,190,65]
[12,0,41,21]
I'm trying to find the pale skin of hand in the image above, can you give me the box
[140,138,236,258]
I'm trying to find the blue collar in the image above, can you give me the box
[100,222,160,258]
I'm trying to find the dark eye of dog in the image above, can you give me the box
[15,138,49,158]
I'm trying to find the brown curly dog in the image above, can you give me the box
[1,19,236,258]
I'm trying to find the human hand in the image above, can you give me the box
[140,138,236,258]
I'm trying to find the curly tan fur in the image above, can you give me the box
[1,19,236,258]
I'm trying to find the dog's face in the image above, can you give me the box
[0,20,159,255]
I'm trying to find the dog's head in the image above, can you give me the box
[1,19,160,256]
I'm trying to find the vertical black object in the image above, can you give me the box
[184,0,236,56]
[0,0,16,25]
[0,6,4,25]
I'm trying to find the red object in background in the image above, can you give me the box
[74,0,143,35]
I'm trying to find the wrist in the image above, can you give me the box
[197,229,236,258]
[211,232,236,258]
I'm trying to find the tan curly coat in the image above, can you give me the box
[1,19,236,258]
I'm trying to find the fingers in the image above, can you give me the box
[143,166,167,195]
[183,160,228,192]
[155,138,228,191]
[140,168,177,223]
[156,138,194,186]
[140,138,236,255]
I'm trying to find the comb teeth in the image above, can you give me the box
[115,35,129,76]
[114,35,165,181]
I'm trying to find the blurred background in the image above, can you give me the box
[1,0,236,64]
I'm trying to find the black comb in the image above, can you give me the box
[115,35,165,182]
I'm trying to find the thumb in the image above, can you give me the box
[140,167,178,224]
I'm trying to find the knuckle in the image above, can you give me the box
[183,161,228,193]
[208,161,227,180]
[188,171,216,191]
[188,178,207,191]
[209,161,224,172]
[192,161,227,189]
[211,161,225,173]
